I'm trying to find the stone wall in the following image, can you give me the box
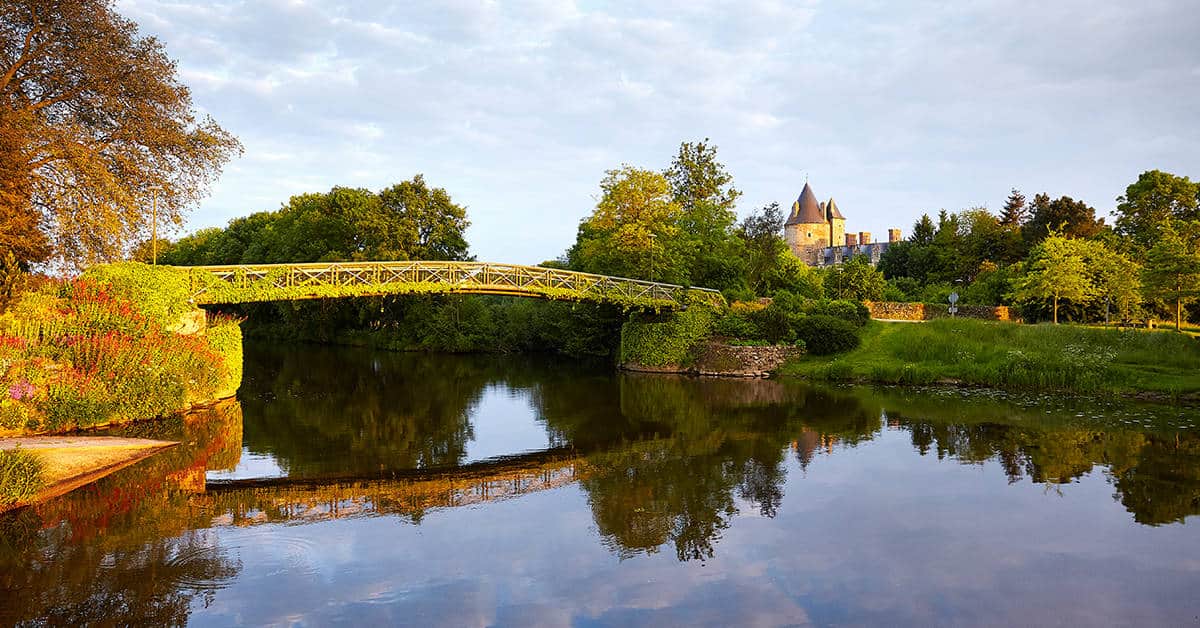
[864,301,1018,322]
[622,341,802,378]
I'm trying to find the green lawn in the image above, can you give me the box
[779,318,1200,397]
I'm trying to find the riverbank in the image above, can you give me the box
[779,318,1200,400]
[0,436,177,512]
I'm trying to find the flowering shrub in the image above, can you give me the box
[0,269,235,434]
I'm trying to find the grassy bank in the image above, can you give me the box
[0,448,43,507]
[779,318,1200,397]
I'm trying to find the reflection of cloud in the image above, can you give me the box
[114,0,1200,262]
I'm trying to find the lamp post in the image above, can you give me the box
[148,184,163,264]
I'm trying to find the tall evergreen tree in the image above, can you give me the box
[999,189,1027,227]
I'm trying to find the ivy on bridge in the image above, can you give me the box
[176,261,726,311]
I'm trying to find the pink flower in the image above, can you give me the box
[8,380,35,401]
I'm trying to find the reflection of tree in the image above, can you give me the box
[550,375,880,561]
[1110,434,1200,526]
[0,402,244,625]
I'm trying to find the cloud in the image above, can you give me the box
[116,0,1200,263]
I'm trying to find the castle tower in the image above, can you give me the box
[784,183,828,263]
[826,198,845,249]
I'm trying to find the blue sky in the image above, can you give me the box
[118,0,1200,263]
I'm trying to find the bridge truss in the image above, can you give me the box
[178,261,725,310]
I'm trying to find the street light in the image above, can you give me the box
[147,184,163,264]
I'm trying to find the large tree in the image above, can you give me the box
[664,139,744,290]
[568,166,683,282]
[1023,194,1105,246]
[1,0,241,266]
[1115,170,1200,251]
[1141,220,1200,331]
[1012,234,1093,324]
[736,201,787,294]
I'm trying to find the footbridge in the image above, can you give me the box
[176,261,725,310]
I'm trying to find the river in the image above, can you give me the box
[2,343,1199,626]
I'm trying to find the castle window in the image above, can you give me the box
[806,232,812,238]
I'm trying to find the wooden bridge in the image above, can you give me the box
[176,261,725,310]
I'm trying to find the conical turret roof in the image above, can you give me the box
[826,197,844,220]
[785,183,825,226]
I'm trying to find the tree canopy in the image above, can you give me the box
[1,0,241,267]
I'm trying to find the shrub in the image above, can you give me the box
[748,306,795,344]
[806,299,870,328]
[620,307,716,367]
[0,448,43,507]
[713,312,758,339]
[794,315,860,355]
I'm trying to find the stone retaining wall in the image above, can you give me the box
[865,301,1018,322]
[622,341,803,378]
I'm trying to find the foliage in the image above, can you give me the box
[1141,220,1200,331]
[781,319,1200,396]
[619,307,716,367]
[205,315,244,398]
[1011,235,1093,324]
[737,202,788,293]
[1115,170,1200,250]
[793,315,860,355]
[162,178,471,265]
[1,0,241,266]
[0,250,28,311]
[0,270,230,434]
[0,447,42,506]
[1023,194,1105,245]
[823,255,886,301]
[79,262,195,327]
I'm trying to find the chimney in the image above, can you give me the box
[888,228,902,243]
[845,233,858,247]
[859,231,872,245]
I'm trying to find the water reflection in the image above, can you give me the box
[1,346,1198,625]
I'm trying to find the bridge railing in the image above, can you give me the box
[178,261,726,310]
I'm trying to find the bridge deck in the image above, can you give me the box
[177,261,725,310]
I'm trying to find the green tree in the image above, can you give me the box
[1081,240,1143,322]
[664,139,744,290]
[737,202,787,294]
[1012,234,1093,323]
[1,0,241,266]
[911,214,936,246]
[762,249,823,298]
[1115,170,1200,250]
[569,166,684,282]
[1023,194,1105,246]
[377,175,470,261]
[824,255,886,301]
[1141,220,1200,331]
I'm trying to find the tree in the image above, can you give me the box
[1,0,241,266]
[377,175,471,261]
[568,166,683,282]
[1141,220,1200,331]
[999,189,1027,227]
[824,255,886,301]
[1081,239,1142,323]
[737,202,787,293]
[664,139,743,290]
[1115,170,1200,250]
[1012,234,1092,323]
[1023,194,1104,246]
[911,214,936,246]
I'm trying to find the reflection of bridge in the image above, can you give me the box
[177,261,726,310]
[193,447,590,527]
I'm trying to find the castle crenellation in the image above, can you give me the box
[783,182,901,267]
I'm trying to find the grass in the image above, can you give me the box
[779,318,1200,397]
[0,448,44,507]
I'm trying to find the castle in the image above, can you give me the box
[783,182,901,267]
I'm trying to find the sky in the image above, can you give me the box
[116,0,1200,264]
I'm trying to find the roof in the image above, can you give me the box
[785,183,826,225]
[826,197,845,220]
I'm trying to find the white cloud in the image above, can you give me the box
[117,0,1200,263]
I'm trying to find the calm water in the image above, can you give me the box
[3,344,1200,626]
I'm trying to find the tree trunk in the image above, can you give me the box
[1053,294,1059,324]
[1177,298,1182,332]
